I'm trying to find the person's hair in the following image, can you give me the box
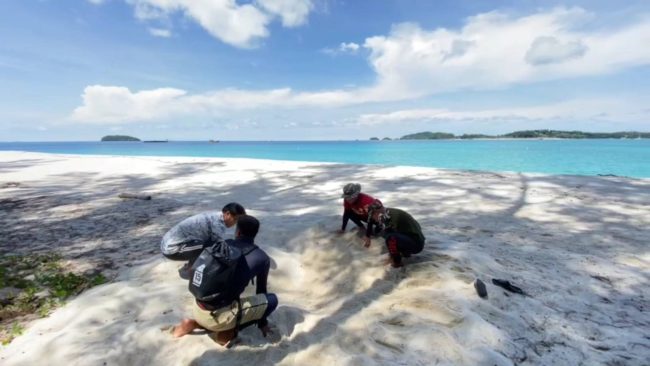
[222,202,246,216]
[236,215,259,238]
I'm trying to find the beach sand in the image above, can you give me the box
[0,151,648,365]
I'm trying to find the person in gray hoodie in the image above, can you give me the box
[161,202,246,278]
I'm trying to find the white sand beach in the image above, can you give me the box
[0,151,648,366]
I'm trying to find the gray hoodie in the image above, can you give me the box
[160,211,227,255]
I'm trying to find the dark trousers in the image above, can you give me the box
[384,233,424,265]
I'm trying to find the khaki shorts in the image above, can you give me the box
[193,294,269,332]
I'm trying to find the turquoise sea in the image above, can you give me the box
[1,140,649,178]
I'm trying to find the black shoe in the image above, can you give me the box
[474,279,488,299]
[178,263,191,280]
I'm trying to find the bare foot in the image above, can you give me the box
[172,319,199,338]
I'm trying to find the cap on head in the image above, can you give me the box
[341,183,361,198]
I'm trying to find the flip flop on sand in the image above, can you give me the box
[474,279,488,299]
[491,278,529,296]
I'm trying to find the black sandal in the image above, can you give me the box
[492,278,528,296]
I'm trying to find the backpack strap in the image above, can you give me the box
[240,243,259,256]
[234,296,243,337]
[240,244,260,285]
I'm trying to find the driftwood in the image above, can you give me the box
[1,182,21,188]
[118,193,152,200]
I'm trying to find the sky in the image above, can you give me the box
[1,0,649,141]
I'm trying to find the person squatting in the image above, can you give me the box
[161,184,425,347]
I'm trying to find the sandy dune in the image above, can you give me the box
[0,151,648,365]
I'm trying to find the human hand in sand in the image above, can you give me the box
[363,236,371,248]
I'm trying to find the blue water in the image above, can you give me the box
[1,140,649,178]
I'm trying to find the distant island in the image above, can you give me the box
[401,132,455,140]
[101,135,140,142]
[400,130,650,140]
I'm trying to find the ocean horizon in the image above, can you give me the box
[1,139,649,178]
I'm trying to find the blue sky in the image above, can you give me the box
[1,0,649,141]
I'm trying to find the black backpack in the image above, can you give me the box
[188,240,257,303]
[188,240,242,303]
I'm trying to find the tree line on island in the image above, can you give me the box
[102,130,649,142]
[100,135,168,142]
[101,135,140,141]
[370,130,650,140]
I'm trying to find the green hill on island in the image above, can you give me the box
[101,135,140,142]
[400,130,650,140]
[501,130,650,139]
[401,132,455,140]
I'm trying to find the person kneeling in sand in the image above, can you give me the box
[339,183,382,246]
[172,215,278,347]
[367,200,426,268]
[160,202,246,279]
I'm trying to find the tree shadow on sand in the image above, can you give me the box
[1,156,649,365]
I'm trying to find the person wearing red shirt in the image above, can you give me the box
[339,183,381,247]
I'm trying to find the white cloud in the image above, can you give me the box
[125,0,313,48]
[340,42,360,53]
[525,36,587,65]
[70,85,371,123]
[256,0,313,27]
[71,85,649,130]
[71,85,188,123]
[355,99,650,126]
[87,0,105,4]
[70,7,650,123]
[148,27,172,37]
[362,7,650,97]
[322,42,361,55]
